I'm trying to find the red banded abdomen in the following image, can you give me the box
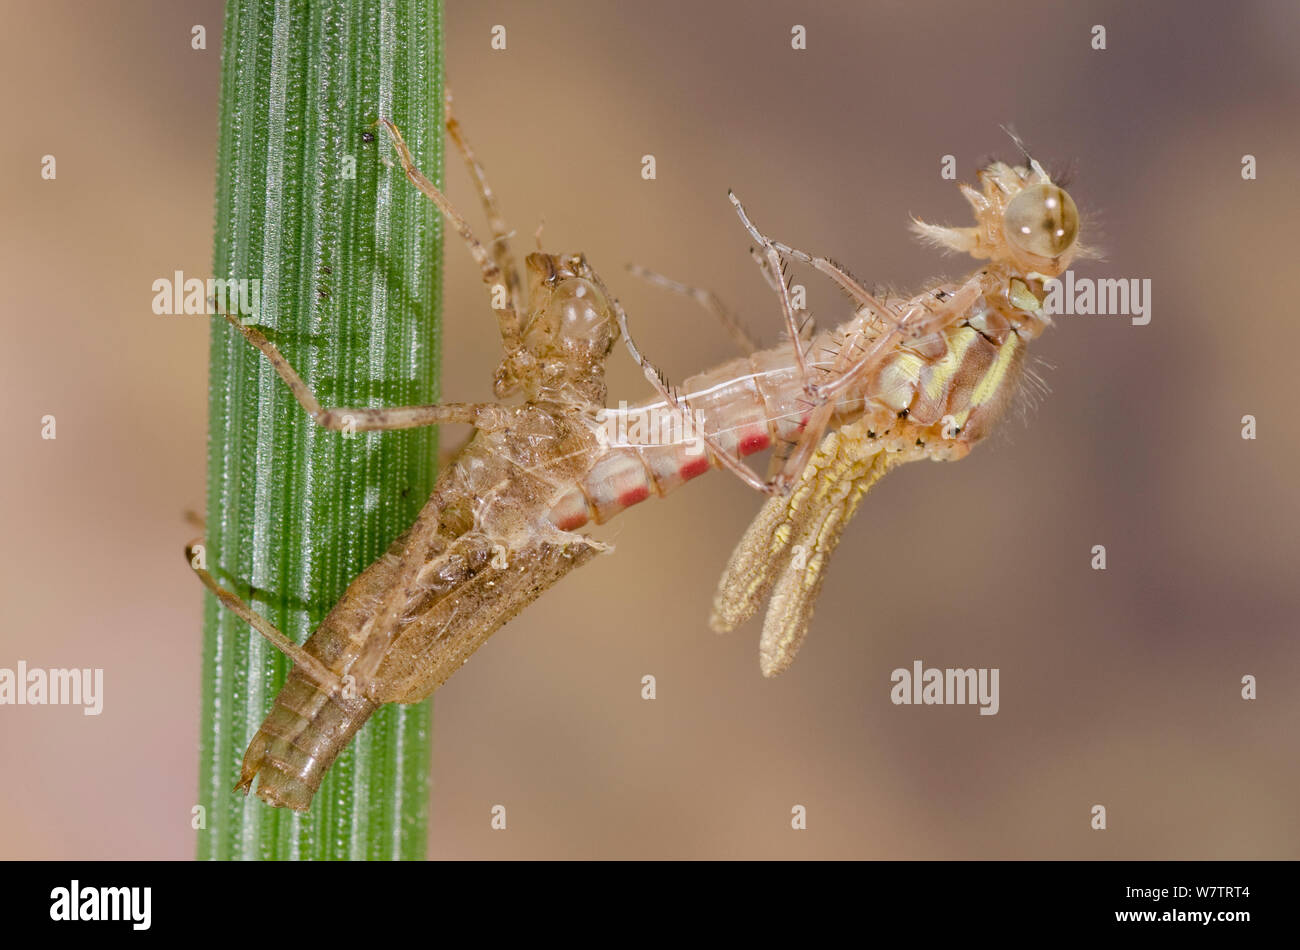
[546,317,1026,532]
[547,346,824,530]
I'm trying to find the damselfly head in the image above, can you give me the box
[522,253,616,358]
[1002,182,1078,263]
[498,252,618,407]
[911,158,1082,277]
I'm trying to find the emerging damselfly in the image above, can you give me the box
[192,99,1088,809]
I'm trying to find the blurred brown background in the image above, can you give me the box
[2,0,1297,859]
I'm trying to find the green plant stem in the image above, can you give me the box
[199,0,443,860]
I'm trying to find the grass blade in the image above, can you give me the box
[198,0,443,861]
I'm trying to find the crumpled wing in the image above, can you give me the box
[711,422,901,676]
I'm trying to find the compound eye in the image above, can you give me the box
[549,278,610,343]
[1003,183,1078,259]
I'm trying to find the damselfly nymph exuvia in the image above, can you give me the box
[193,101,1089,810]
